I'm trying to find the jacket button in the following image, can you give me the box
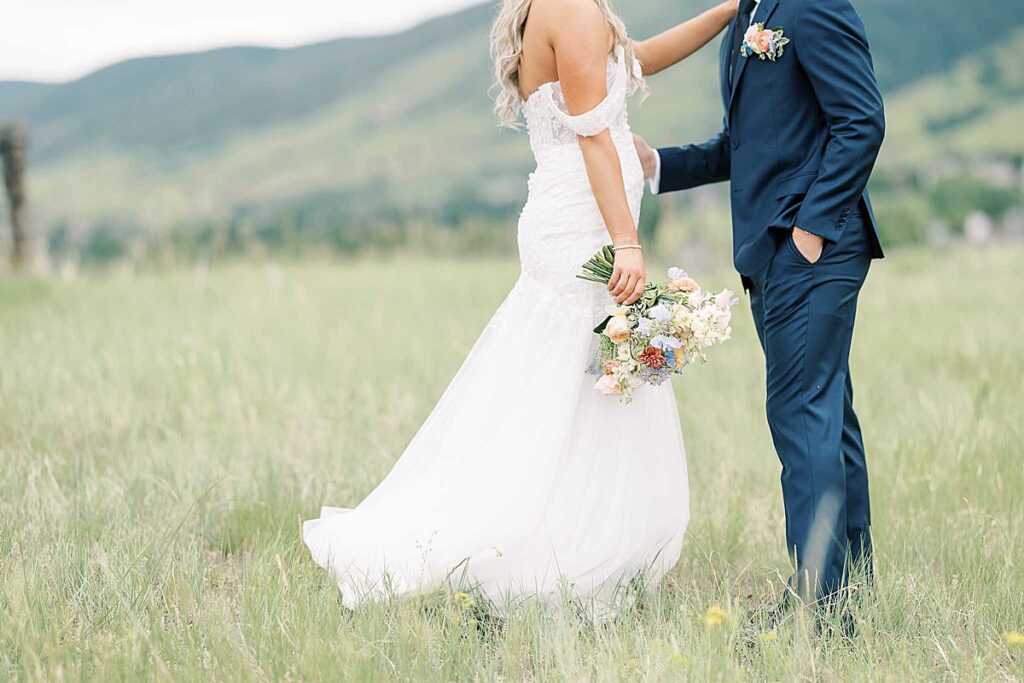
[731,138,740,150]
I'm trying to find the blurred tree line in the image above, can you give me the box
[0,124,29,268]
[869,158,1024,246]
[40,170,1024,268]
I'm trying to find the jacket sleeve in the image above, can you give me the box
[792,0,885,240]
[656,121,731,194]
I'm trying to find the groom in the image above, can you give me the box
[634,0,885,610]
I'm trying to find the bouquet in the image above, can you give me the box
[578,246,738,402]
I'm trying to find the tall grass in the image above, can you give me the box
[1,247,1022,680]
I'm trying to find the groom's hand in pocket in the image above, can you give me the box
[792,227,824,264]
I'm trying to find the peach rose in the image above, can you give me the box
[595,374,623,396]
[755,30,774,54]
[604,315,632,344]
[668,277,699,293]
[743,25,761,49]
[602,360,621,375]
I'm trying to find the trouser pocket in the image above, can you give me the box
[786,230,838,266]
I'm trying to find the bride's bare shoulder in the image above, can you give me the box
[529,0,608,37]
[520,0,612,97]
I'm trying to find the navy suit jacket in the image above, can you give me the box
[658,0,886,276]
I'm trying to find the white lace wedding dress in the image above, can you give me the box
[304,46,689,615]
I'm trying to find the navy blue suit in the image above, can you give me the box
[656,0,885,601]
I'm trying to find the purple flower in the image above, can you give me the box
[648,305,672,322]
[640,367,671,385]
[651,334,682,351]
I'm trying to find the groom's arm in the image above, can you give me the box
[653,122,731,194]
[792,0,885,241]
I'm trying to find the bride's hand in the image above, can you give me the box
[634,0,739,77]
[609,249,647,305]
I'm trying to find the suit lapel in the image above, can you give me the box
[719,24,734,109]
[728,0,780,116]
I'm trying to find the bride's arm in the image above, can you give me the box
[633,1,737,76]
[550,0,645,305]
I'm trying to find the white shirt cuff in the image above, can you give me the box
[648,150,662,195]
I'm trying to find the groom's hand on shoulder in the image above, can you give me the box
[632,134,658,180]
[792,227,824,264]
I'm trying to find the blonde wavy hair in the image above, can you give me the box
[489,0,643,128]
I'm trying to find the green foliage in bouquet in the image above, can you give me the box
[578,245,660,334]
[577,246,738,401]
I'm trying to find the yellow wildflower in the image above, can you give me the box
[1004,631,1024,647]
[453,592,476,609]
[703,604,727,627]
[759,629,778,643]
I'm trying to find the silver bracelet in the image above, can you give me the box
[612,244,642,251]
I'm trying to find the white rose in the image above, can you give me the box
[616,344,633,361]
[691,318,709,343]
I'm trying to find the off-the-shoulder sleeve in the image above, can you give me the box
[542,46,629,137]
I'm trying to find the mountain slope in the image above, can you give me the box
[0,3,493,163]
[5,0,1023,164]
[5,0,1024,236]
[882,28,1024,164]
[0,82,46,108]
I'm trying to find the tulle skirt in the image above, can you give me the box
[303,269,690,616]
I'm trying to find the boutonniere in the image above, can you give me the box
[741,23,790,61]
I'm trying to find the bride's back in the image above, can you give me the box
[492,0,646,300]
[490,0,638,129]
[516,0,614,101]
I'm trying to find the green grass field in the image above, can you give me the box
[1,246,1022,681]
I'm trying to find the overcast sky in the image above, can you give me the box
[2,0,486,82]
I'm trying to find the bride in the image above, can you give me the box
[304,0,737,614]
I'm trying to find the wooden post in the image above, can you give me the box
[0,123,29,268]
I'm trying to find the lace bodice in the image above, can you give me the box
[522,44,642,157]
[514,45,646,309]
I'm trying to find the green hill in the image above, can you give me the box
[882,29,1024,164]
[2,0,1022,250]
[1,4,494,163]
